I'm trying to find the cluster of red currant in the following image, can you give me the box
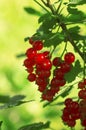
[62,98,80,127]
[62,79,86,130]
[78,79,86,129]
[23,38,75,101]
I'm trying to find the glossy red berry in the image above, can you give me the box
[41,59,52,70]
[35,53,45,64]
[27,73,36,82]
[64,52,75,64]
[43,51,50,58]
[33,40,43,50]
[26,48,37,59]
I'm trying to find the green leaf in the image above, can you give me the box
[38,14,57,33]
[0,95,34,109]
[68,26,86,41]
[66,11,86,23]
[24,7,41,16]
[67,6,78,14]
[65,60,83,83]
[18,121,50,130]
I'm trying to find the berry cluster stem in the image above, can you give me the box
[40,0,85,63]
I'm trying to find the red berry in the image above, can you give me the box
[60,62,71,73]
[33,40,43,50]
[36,77,47,85]
[59,79,66,86]
[26,67,34,73]
[29,37,34,45]
[50,86,60,94]
[51,78,60,87]
[43,51,50,58]
[35,53,45,64]
[38,84,47,92]
[41,59,52,70]
[53,57,61,66]
[37,70,51,78]
[42,91,53,101]
[54,68,65,80]
[64,98,73,106]
[26,48,37,59]
[27,73,36,82]
[81,119,86,126]
[64,52,75,64]
[78,81,85,89]
[67,119,76,127]
[78,89,86,99]
[84,79,86,85]
[24,58,35,68]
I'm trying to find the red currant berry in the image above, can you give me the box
[67,119,76,127]
[26,48,37,59]
[60,62,71,73]
[64,52,75,64]
[78,81,85,89]
[35,53,45,64]
[78,89,86,99]
[81,119,86,126]
[64,98,73,106]
[50,86,60,94]
[27,73,36,82]
[38,84,46,92]
[29,37,34,45]
[36,77,47,85]
[43,51,50,58]
[54,68,65,80]
[59,79,66,86]
[41,59,52,70]
[26,67,34,73]
[24,58,35,68]
[51,78,60,87]
[33,40,43,50]
[53,57,61,66]
[37,70,51,78]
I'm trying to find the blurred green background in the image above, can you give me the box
[0,0,85,130]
